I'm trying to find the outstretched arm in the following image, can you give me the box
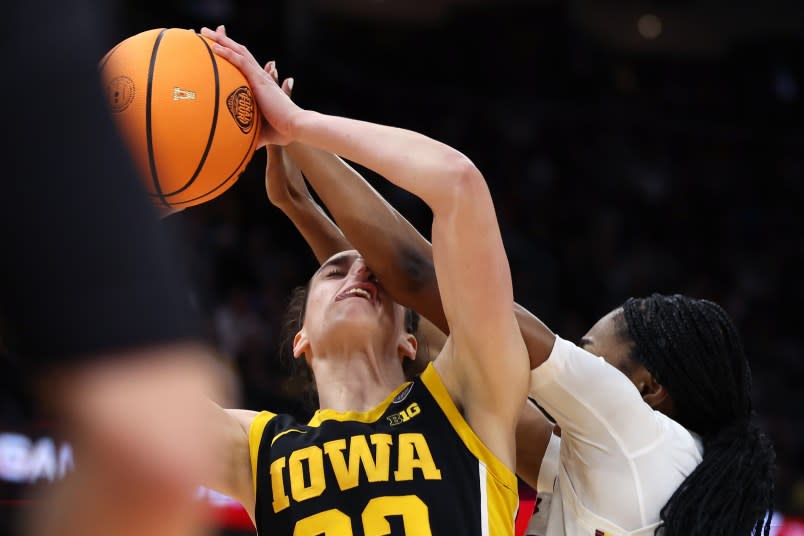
[283,143,448,332]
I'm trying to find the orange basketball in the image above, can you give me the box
[100,28,260,209]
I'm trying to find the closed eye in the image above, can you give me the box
[326,269,345,278]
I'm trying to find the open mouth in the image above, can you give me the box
[336,283,378,305]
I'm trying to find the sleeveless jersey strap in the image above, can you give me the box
[419,364,517,492]
[249,410,277,495]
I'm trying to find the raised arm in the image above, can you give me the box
[266,141,452,371]
[265,144,351,263]
[269,137,555,368]
[203,26,529,467]
[282,142,448,332]
[281,142,556,368]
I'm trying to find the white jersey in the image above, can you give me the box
[526,336,704,536]
[525,430,560,535]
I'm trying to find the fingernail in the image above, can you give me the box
[288,78,294,91]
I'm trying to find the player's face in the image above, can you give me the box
[300,250,410,353]
[581,307,673,413]
[579,307,644,381]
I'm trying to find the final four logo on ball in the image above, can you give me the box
[227,86,255,134]
[107,76,135,113]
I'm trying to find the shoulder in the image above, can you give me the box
[655,412,704,466]
[225,409,262,433]
[224,409,305,450]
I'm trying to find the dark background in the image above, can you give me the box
[2,0,801,529]
[120,0,803,517]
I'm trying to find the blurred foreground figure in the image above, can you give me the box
[1,1,223,535]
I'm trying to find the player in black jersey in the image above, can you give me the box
[202,26,529,536]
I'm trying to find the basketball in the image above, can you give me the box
[100,28,260,209]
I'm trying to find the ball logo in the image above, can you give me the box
[108,76,135,113]
[226,86,255,133]
[173,87,197,101]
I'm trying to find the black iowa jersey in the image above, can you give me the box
[249,363,518,535]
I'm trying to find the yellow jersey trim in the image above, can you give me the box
[248,410,277,495]
[307,381,413,427]
[270,428,307,447]
[420,363,518,493]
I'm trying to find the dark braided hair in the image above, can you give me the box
[280,282,421,410]
[621,293,775,536]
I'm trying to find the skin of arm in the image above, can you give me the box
[516,400,555,490]
[204,403,257,518]
[282,144,557,368]
[268,143,447,368]
[284,143,448,329]
[265,144,352,263]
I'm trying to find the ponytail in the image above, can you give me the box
[622,294,775,536]
[657,420,775,535]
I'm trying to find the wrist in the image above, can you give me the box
[288,109,316,143]
[272,188,311,213]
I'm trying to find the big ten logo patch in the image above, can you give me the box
[387,402,421,426]
[226,86,255,133]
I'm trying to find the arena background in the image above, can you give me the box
[2,0,803,534]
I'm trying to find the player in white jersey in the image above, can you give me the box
[259,139,776,535]
[518,296,775,536]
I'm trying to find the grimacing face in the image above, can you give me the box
[579,307,636,376]
[294,250,413,360]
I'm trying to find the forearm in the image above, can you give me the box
[274,193,351,264]
[283,144,556,359]
[285,142,448,330]
[291,111,476,213]
[516,399,554,490]
[514,304,556,369]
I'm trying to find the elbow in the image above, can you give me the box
[433,153,488,210]
[448,153,484,189]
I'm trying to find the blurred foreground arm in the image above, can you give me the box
[1,2,224,535]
